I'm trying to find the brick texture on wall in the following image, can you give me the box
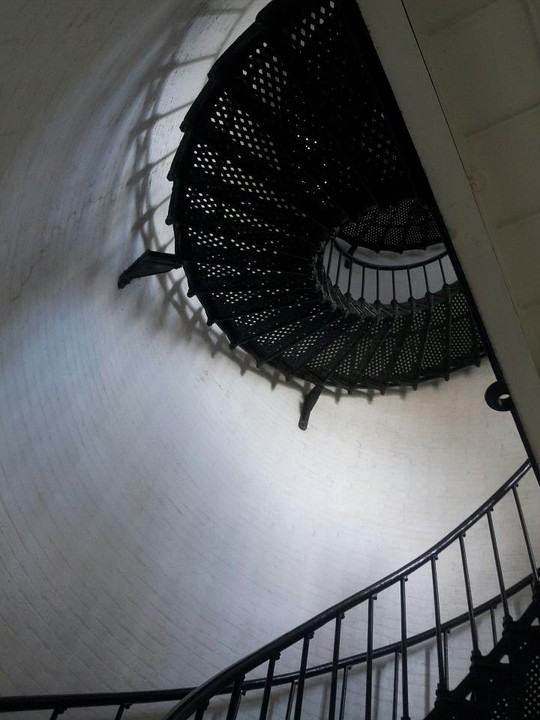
[0,0,532,715]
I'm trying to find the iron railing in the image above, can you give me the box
[2,460,538,719]
[324,239,455,306]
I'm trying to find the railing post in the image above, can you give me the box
[293,634,312,720]
[487,509,512,624]
[512,485,539,584]
[459,534,481,662]
[194,703,208,720]
[392,651,399,720]
[365,596,376,720]
[225,677,244,720]
[489,606,498,646]
[430,557,447,695]
[328,615,343,720]
[335,249,343,288]
[114,704,128,720]
[400,578,410,720]
[285,682,297,720]
[443,630,449,689]
[327,242,334,275]
[259,655,279,720]
[338,666,350,720]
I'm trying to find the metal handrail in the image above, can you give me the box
[1,567,535,715]
[250,569,538,688]
[0,460,534,718]
[325,237,455,307]
[161,460,532,720]
[331,237,448,273]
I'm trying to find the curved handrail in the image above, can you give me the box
[331,237,448,273]
[325,236,456,308]
[163,460,532,720]
[1,567,535,714]
[0,689,193,714]
[0,460,534,717]
[247,569,538,689]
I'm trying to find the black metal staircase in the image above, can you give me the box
[427,594,540,719]
[119,0,485,427]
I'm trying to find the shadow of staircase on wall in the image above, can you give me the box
[119,0,486,430]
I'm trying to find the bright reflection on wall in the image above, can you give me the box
[0,0,534,707]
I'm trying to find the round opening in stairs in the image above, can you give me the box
[324,231,456,308]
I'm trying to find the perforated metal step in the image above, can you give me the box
[162,0,485,401]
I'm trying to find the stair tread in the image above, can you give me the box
[166,0,485,392]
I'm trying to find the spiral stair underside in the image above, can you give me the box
[165,0,484,394]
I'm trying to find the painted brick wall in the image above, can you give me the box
[0,1,534,718]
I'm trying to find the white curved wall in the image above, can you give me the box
[0,0,532,706]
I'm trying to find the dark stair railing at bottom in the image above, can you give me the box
[2,461,539,720]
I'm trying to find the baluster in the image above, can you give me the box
[400,578,410,720]
[459,534,480,661]
[194,704,208,720]
[293,634,312,720]
[438,257,447,285]
[385,269,393,305]
[338,666,350,720]
[285,682,297,720]
[114,704,127,720]
[376,269,380,303]
[392,651,399,720]
[327,242,334,276]
[443,630,449,689]
[361,266,365,299]
[50,711,64,720]
[226,676,245,720]
[259,655,279,720]
[347,258,352,295]
[406,269,412,299]
[489,606,498,646]
[487,509,511,622]
[329,615,343,720]
[423,264,430,294]
[335,250,343,288]
[365,596,376,720]
[430,557,446,693]
[391,270,396,303]
[512,485,539,583]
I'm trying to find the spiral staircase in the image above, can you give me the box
[118,0,485,428]
[5,1,533,719]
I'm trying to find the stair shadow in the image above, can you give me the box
[120,0,351,404]
[121,0,478,410]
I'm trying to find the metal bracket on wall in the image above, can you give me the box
[298,384,323,430]
[118,250,182,289]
